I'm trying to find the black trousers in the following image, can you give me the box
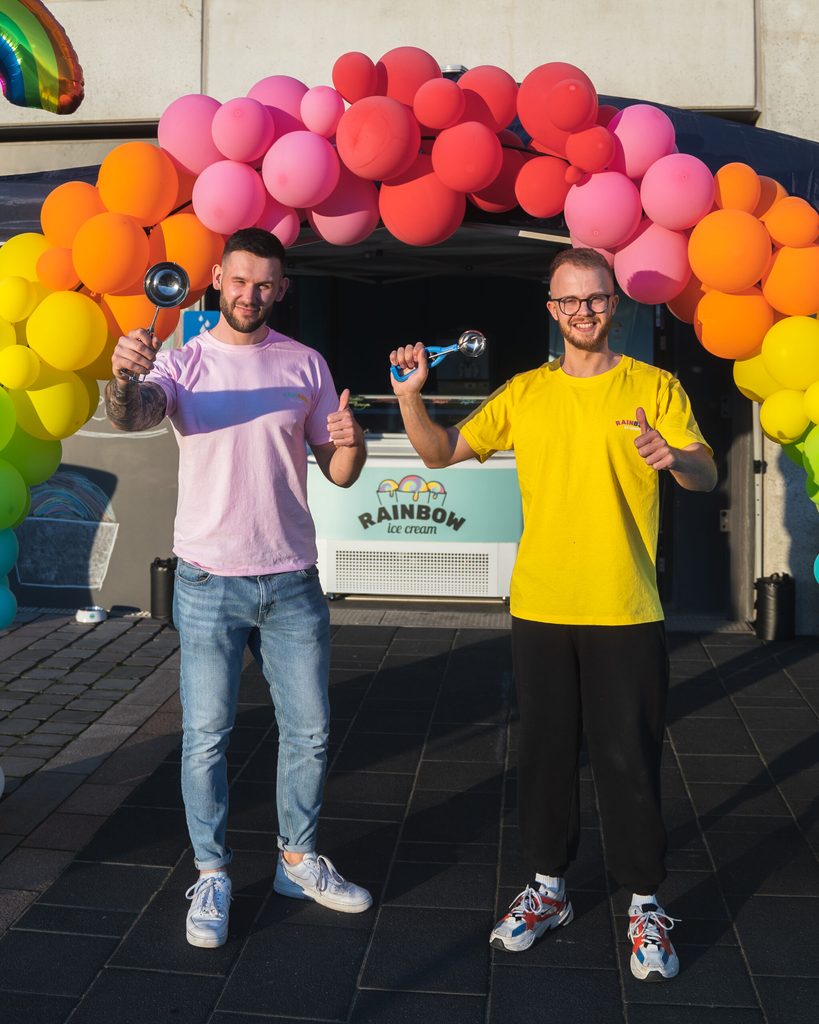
[512,617,670,893]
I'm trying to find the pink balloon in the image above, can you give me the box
[308,165,380,245]
[613,219,692,303]
[262,131,340,209]
[255,194,301,247]
[300,86,346,138]
[640,153,715,231]
[247,75,307,135]
[608,104,676,179]
[158,94,223,176]
[564,171,643,249]
[192,161,267,235]
[211,97,276,164]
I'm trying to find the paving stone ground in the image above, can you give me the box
[0,606,817,1024]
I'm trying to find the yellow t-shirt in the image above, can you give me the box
[458,355,712,626]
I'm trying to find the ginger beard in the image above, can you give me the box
[558,309,614,352]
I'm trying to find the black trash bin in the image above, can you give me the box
[753,572,795,641]
[150,556,178,623]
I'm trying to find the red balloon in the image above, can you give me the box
[547,78,598,132]
[517,62,598,154]
[377,46,441,106]
[379,154,465,246]
[431,121,503,193]
[457,65,518,133]
[469,146,526,213]
[498,128,525,150]
[413,78,465,130]
[514,155,571,218]
[332,51,384,103]
[565,126,615,174]
[336,96,420,181]
[596,104,620,127]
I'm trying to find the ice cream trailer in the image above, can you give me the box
[307,396,522,599]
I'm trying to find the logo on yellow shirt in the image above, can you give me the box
[615,418,640,431]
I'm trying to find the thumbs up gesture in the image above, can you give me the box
[634,406,676,472]
[327,388,360,448]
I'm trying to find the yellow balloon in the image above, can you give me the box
[733,353,782,403]
[81,335,117,382]
[78,374,101,423]
[0,346,41,390]
[0,233,50,281]
[761,315,819,391]
[0,317,15,350]
[760,388,811,443]
[0,277,38,322]
[9,363,90,440]
[804,381,819,424]
[27,291,107,372]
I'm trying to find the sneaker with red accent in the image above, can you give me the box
[489,882,574,952]
[628,902,680,981]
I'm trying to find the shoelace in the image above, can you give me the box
[508,885,548,918]
[313,854,350,894]
[629,907,680,947]
[185,875,231,919]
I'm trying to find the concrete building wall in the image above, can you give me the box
[2,1,818,628]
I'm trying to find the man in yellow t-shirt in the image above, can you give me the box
[389,247,716,983]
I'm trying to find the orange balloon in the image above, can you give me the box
[764,197,819,248]
[713,162,761,213]
[101,292,181,341]
[694,288,774,360]
[40,181,106,248]
[666,273,706,324]
[72,213,150,295]
[762,245,819,316]
[688,209,772,293]
[36,247,80,291]
[754,176,788,220]
[148,213,224,291]
[97,142,179,227]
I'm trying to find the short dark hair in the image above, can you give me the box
[548,247,615,293]
[223,228,287,266]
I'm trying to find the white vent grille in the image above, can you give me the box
[334,548,491,596]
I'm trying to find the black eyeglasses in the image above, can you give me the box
[550,294,613,315]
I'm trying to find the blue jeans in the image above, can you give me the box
[173,559,330,871]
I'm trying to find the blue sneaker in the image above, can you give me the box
[274,852,372,913]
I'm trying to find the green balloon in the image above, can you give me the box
[802,424,819,478]
[0,389,15,451]
[0,424,61,486]
[0,458,26,530]
[9,485,30,529]
[0,529,18,576]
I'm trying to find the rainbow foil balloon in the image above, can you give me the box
[0,0,84,114]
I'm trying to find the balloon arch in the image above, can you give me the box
[0,45,818,626]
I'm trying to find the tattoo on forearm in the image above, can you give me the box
[104,378,167,431]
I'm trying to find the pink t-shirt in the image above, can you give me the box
[147,328,338,575]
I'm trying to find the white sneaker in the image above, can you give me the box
[274,852,372,913]
[490,882,574,952]
[628,902,680,980]
[185,873,232,948]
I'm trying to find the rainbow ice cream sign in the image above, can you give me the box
[363,474,464,534]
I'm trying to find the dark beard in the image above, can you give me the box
[219,293,270,334]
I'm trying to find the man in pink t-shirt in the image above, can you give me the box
[106,228,371,949]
